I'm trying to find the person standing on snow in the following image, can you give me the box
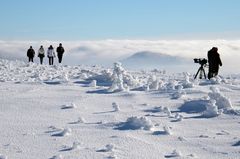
[56,43,65,63]
[207,47,222,79]
[38,45,45,64]
[47,45,55,65]
[27,46,35,62]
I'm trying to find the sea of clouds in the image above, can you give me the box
[0,39,239,74]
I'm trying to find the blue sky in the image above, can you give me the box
[0,0,240,40]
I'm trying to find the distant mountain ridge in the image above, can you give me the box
[121,51,191,69]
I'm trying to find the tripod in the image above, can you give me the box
[194,64,207,79]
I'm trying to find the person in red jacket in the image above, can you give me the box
[207,47,222,79]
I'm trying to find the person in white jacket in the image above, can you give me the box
[47,45,55,65]
[38,45,45,64]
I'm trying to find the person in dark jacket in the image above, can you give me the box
[27,46,35,62]
[56,43,65,63]
[38,45,45,64]
[207,47,222,79]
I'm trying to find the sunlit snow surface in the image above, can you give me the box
[0,59,240,159]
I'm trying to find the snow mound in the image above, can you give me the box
[86,69,112,86]
[116,116,153,130]
[105,144,114,152]
[199,76,222,85]
[71,142,81,150]
[208,86,232,109]
[210,76,222,84]
[179,87,235,117]
[174,113,183,121]
[152,106,164,112]
[182,73,194,88]
[89,80,97,87]
[148,106,172,117]
[163,125,172,135]
[179,99,208,114]
[147,75,161,90]
[202,100,222,118]
[112,102,120,112]
[172,85,186,99]
[77,117,85,123]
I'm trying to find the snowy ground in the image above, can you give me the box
[0,59,240,159]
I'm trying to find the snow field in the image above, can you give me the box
[0,59,240,158]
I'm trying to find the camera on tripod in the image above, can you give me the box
[193,58,208,79]
[194,58,207,66]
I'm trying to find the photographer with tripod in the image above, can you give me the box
[194,58,208,79]
[207,47,222,79]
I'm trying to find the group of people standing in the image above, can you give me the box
[27,43,223,80]
[27,43,65,65]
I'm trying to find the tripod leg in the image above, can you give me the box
[199,70,203,79]
[203,68,207,79]
[194,67,201,79]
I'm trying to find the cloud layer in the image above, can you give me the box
[0,39,239,74]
